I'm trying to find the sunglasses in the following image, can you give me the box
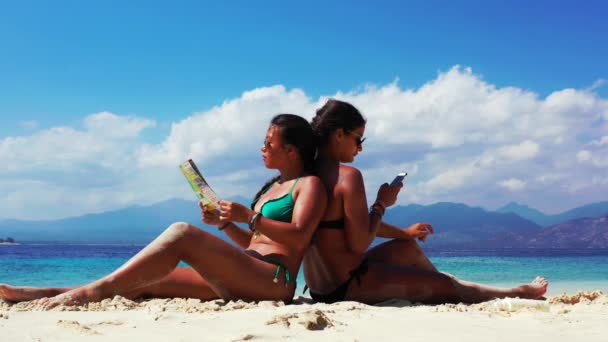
[263,138,288,150]
[349,131,366,146]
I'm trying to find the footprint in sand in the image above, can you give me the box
[266,313,294,328]
[266,310,334,331]
[56,320,100,335]
[89,320,126,327]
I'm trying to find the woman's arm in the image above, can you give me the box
[342,168,378,253]
[377,221,435,241]
[201,203,253,249]
[218,176,327,248]
[220,223,254,249]
[342,168,401,254]
[376,221,409,239]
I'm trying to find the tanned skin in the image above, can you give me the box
[1,124,326,308]
[303,125,548,304]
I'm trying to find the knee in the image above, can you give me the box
[165,222,195,240]
[402,239,423,254]
[392,238,421,253]
[406,238,421,248]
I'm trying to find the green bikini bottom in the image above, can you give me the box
[262,256,294,286]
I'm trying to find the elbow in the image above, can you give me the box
[294,225,307,234]
[270,225,310,246]
[346,233,374,254]
[347,241,369,255]
[293,225,312,243]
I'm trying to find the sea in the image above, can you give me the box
[1,243,608,297]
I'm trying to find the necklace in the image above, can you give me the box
[253,231,261,240]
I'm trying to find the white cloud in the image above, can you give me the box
[84,112,155,139]
[577,150,592,161]
[326,66,608,212]
[587,79,606,92]
[0,113,155,174]
[1,66,608,219]
[589,136,608,147]
[577,149,608,167]
[496,140,540,161]
[535,173,565,184]
[0,112,160,218]
[420,163,478,194]
[499,178,526,191]
[138,85,315,167]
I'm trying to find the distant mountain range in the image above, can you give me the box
[383,202,542,247]
[1,199,607,248]
[0,196,250,244]
[528,216,608,248]
[497,201,608,227]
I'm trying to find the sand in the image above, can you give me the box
[1,291,606,341]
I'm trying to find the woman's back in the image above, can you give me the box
[303,162,366,293]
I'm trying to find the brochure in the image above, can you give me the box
[179,159,221,210]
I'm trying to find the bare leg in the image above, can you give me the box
[346,261,548,305]
[0,284,73,302]
[449,275,548,302]
[1,267,217,303]
[346,262,462,304]
[35,222,294,309]
[123,267,217,300]
[366,239,438,272]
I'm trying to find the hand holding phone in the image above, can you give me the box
[376,172,407,208]
[390,172,407,186]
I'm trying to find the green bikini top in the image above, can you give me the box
[250,178,299,223]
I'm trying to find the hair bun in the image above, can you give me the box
[310,99,366,147]
[311,115,320,129]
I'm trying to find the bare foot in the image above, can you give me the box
[515,276,549,299]
[33,286,97,310]
[0,284,68,302]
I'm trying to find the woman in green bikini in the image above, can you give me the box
[303,99,548,304]
[0,114,327,308]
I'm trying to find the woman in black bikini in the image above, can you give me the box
[0,114,327,308]
[303,99,548,304]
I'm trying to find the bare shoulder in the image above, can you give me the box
[338,165,365,197]
[296,174,325,193]
[294,175,326,203]
[339,164,363,183]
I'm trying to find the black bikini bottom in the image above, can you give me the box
[307,258,369,304]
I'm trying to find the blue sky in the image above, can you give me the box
[0,1,607,220]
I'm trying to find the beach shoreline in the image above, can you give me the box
[1,291,606,341]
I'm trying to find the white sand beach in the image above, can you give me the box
[0,291,606,341]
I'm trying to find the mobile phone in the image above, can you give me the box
[390,172,407,186]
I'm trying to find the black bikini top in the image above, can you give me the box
[317,217,345,229]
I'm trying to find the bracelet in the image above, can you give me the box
[371,202,386,216]
[373,199,387,212]
[370,208,383,218]
[218,222,231,231]
[249,213,260,232]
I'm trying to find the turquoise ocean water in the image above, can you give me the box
[1,244,607,297]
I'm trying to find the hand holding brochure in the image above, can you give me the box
[179,159,221,210]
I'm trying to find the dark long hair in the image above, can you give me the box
[311,99,366,147]
[253,114,317,201]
